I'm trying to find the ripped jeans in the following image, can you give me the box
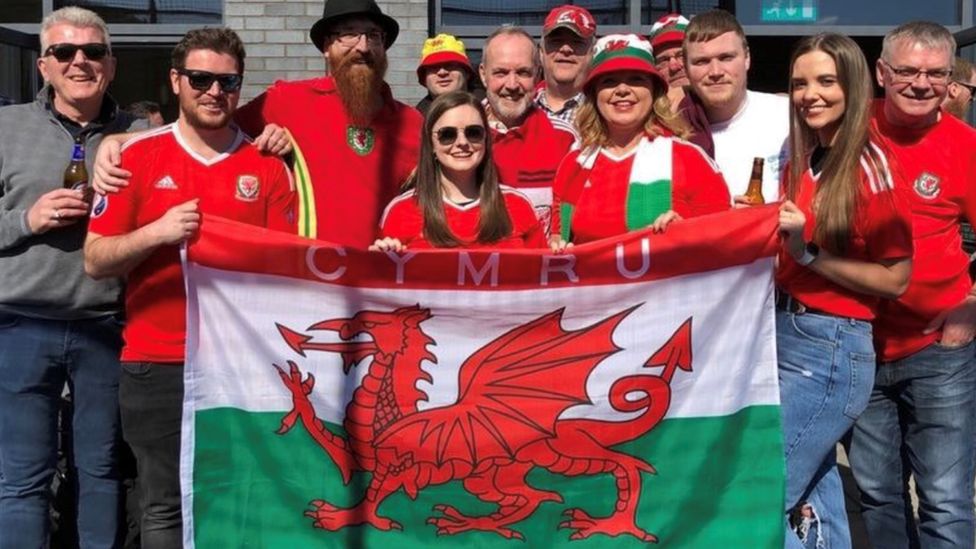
[777,310,875,549]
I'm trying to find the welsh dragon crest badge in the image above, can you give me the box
[346,125,375,156]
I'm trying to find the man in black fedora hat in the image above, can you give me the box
[234,0,422,246]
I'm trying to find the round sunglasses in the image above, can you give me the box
[177,69,243,93]
[44,43,109,62]
[434,125,486,146]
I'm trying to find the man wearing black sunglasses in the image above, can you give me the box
[0,6,146,549]
[85,27,296,549]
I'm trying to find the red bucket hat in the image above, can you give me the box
[583,34,667,93]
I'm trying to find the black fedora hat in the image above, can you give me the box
[309,0,399,52]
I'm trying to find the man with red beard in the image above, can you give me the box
[235,0,422,245]
[84,28,295,547]
[481,25,575,237]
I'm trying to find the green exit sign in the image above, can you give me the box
[760,0,818,23]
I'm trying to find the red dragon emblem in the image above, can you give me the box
[274,304,693,542]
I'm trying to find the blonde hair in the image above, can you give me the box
[786,33,887,254]
[576,82,689,149]
[40,7,111,52]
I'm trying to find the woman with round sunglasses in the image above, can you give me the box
[775,33,912,548]
[550,34,730,249]
[371,91,545,251]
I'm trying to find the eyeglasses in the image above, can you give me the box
[955,80,976,102]
[176,69,243,93]
[330,30,385,47]
[44,43,109,62]
[881,60,952,84]
[434,125,486,146]
[655,52,684,66]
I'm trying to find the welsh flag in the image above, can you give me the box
[181,207,784,548]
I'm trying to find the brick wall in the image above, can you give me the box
[224,0,428,106]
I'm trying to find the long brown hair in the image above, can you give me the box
[406,90,511,247]
[786,33,886,254]
[575,76,690,150]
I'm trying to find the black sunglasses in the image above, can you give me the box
[177,69,243,93]
[44,43,109,62]
[435,125,486,146]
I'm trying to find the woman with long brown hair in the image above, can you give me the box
[775,33,912,549]
[372,90,544,250]
[550,34,729,247]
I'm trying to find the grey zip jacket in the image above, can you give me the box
[0,88,144,319]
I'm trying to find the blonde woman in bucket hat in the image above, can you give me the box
[550,34,730,248]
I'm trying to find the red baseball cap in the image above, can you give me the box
[543,5,597,40]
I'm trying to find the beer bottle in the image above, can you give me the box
[63,137,92,204]
[744,157,765,205]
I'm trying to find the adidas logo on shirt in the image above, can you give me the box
[154,176,178,190]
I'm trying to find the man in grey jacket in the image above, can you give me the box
[0,7,144,548]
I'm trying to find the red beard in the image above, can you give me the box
[330,49,388,124]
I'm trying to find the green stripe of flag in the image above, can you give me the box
[192,406,784,548]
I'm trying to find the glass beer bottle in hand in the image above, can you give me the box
[744,156,765,205]
[63,137,93,205]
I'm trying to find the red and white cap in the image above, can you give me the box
[649,13,690,51]
[543,5,597,39]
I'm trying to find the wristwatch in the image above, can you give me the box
[796,242,820,267]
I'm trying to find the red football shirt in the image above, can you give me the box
[379,187,545,249]
[551,140,731,244]
[88,124,296,363]
[870,101,976,360]
[776,146,913,320]
[489,106,575,235]
[236,77,422,248]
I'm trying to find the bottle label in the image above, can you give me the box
[71,143,85,161]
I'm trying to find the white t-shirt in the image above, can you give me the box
[710,90,790,201]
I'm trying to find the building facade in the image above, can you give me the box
[1,1,974,122]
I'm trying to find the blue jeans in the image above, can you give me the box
[0,313,124,549]
[849,340,976,549]
[777,310,875,549]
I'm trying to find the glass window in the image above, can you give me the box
[741,0,963,27]
[0,0,42,24]
[441,0,630,27]
[54,0,221,25]
[642,0,729,25]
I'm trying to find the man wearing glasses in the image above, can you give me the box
[235,0,422,245]
[649,13,691,109]
[848,21,976,549]
[0,7,144,548]
[943,56,976,120]
[84,28,296,548]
